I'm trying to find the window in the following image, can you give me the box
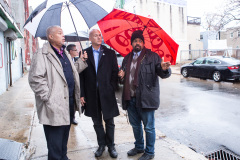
[238,31,240,37]
[230,32,233,38]
[206,59,215,64]
[200,35,203,40]
[207,59,220,64]
[193,58,205,64]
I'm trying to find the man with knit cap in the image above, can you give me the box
[118,30,171,160]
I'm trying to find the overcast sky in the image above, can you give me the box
[187,0,226,17]
[29,0,227,17]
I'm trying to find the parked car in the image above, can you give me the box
[180,56,240,82]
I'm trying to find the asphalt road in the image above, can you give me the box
[156,74,240,156]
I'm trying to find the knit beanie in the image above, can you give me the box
[131,30,145,44]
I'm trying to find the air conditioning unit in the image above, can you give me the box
[4,29,17,41]
[0,16,8,32]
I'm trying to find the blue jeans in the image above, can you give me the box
[127,97,155,155]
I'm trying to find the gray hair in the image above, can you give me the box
[46,25,61,41]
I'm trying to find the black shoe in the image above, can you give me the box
[127,148,144,156]
[95,146,105,157]
[72,118,78,125]
[138,153,155,160]
[108,146,118,158]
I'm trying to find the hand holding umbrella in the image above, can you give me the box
[118,70,125,80]
[80,51,88,62]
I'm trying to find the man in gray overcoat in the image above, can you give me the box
[29,25,88,160]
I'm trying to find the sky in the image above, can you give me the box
[186,0,226,17]
[29,0,227,18]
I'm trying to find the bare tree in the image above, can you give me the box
[203,0,240,31]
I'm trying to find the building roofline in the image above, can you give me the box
[0,3,23,38]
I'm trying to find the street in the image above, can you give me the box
[156,74,240,155]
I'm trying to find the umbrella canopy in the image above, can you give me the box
[41,30,89,42]
[97,9,179,65]
[24,0,108,38]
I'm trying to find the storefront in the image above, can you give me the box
[0,2,23,95]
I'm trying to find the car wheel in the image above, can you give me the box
[181,68,189,77]
[212,71,221,82]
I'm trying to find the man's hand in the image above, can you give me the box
[161,57,171,71]
[80,51,88,62]
[80,97,86,106]
[118,69,125,79]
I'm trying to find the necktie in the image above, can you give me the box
[129,53,138,96]
[94,51,99,72]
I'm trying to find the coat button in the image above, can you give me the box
[64,97,66,99]
[64,85,66,87]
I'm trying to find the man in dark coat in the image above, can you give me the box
[80,29,119,158]
[118,30,171,160]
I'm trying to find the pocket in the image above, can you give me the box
[142,62,152,73]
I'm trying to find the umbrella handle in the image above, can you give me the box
[66,2,83,57]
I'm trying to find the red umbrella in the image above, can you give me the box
[97,8,179,65]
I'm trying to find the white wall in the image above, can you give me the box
[0,31,6,95]
[187,24,203,50]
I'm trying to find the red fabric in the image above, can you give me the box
[97,9,179,65]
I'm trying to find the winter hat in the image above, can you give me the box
[131,30,145,44]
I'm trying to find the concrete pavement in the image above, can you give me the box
[0,68,207,160]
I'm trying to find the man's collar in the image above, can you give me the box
[50,44,66,53]
[133,50,142,57]
[92,46,101,52]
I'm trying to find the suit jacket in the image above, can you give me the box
[29,42,88,126]
[80,45,119,120]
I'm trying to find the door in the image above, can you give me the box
[190,58,205,77]
[4,39,12,89]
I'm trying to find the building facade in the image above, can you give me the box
[0,0,37,95]
[220,27,240,58]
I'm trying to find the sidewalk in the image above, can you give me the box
[0,72,207,160]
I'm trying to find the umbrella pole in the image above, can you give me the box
[66,2,83,56]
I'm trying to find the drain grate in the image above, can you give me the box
[206,149,240,160]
